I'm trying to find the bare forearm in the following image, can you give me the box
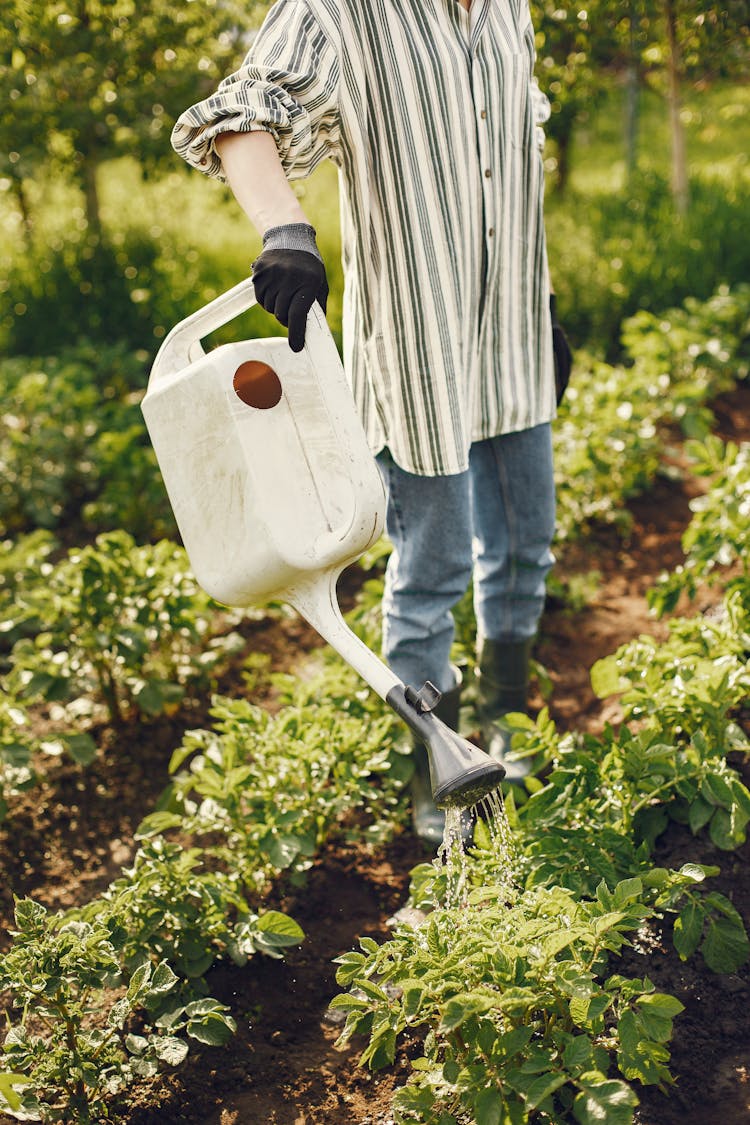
[214,130,308,235]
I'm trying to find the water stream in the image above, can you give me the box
[435,787,518,910]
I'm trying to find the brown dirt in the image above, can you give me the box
[1,381,749,1125]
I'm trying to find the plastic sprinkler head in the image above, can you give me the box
[386,682,506,809]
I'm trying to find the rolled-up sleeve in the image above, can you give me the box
[171,0,340,181]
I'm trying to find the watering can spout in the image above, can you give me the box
[386,682,506,810]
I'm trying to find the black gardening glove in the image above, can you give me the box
[251,223,328,353]
[550,293,572,406]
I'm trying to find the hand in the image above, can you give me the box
[252,242,328,353]
[550,293,572,406]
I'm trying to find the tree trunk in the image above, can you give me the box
[554,118,574,194]
[664,0,689,214]
[10,171,33,239]
[624,0,639,181]
[82,153,102,240]
[624,65,639,181]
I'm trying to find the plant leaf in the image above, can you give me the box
[573,1077,638,1125]
[153,1035,189,1066]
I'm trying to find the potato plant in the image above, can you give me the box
[1,287,748,1121]
[554,285,750,541]
[69,836,304,982]
[137,676,409,893]
[0,347,174,542]
[6,531,244,726]
[0,899,236,1123]
[0,531,58,660]
[650,436,750,615]
[0,650,402,1120]
[333,878,684,1125]
[0,688,36,822]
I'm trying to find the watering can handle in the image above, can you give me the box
[150,277,260,382]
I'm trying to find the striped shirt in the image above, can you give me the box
[172,0,556,476]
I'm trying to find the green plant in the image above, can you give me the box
[0,898,236,1123]
[650,437,750,615]
[546,174,750,357]
[0,686,36,822]
[333,877,684,1125]
[138,686,409,891]
[70,836,304,983]
[7,531,243,726]
[591,601,750,758]
[553,285,750,542]
[0,347,174,541]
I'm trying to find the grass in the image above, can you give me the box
[563,80,750,194]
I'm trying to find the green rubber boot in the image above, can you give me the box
[476,637,535,782]
[410,671,468,846]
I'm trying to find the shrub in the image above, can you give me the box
[0,347,174,542]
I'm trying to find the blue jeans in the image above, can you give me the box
[375,424,555,693]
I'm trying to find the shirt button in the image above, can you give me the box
[480,109,487,119]
[484,169,492,178]
[488,228,495,237]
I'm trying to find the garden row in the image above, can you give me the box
[2,286,749,551]
[331,434,750,1124]
[1,286,748,826]
[0,285,748,1121]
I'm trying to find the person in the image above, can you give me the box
[171,0,571,845]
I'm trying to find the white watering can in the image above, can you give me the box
[142,279,504,809]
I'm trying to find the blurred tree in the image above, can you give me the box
[0,0,269,236]
[531,1,621,192]
[531,0,749,201]
[637,1,750,212]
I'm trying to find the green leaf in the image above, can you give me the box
[61,732,97,765]
[149,961,179,996]
[526,1071,568,1110]
[633,1006,676,1044]
[563,1036,595,1073]
[709,808,742,850]
[440,992,499,1031]
[260,833,303,869]
[702,774,735,808]
[679,862,718,883]
[403,985,425,1019]
[573,1078,638,1125]
[0,1073,32,1113]
[125,1034,149,1055]
[108,997,131,1029]
[153,1035,189,1066]
[135,812,184,839]
[443,1060,460,1084]
[187,1012,237,1046]
[613,877,643,906]
[673,902,703,960]
[701,913,750,973]
[688,797,714,833]
[475,1086,503,1125]
[360,1027,396,1070]
[328,993,370,1013]
[254,910,305,947]
[127,961,152,1002]
[637,993,684,1019]
[590,657,628,699]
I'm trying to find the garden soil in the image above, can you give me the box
[1,383,749,1125]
